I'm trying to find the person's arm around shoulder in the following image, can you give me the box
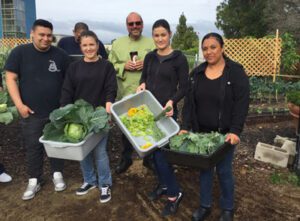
[6,71,34,118]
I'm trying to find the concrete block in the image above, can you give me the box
[281,140,297,165]
[254,142,289,168]
[274,135,295,145]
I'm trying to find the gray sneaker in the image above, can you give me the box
[53,172,66,192]
[22,178,41,200]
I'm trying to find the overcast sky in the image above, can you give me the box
[36,0,223,44]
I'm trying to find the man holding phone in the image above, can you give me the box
[109,12,155,174]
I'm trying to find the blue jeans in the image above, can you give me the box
[80,133,112,187]
[199,146,235,210]
[153,149,180,197]
[152,110,180,197]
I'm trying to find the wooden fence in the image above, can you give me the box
[0,38,31,48]
[224,31,281,81]
[1,35,283,81]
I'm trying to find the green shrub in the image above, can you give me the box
[286,90,300,106]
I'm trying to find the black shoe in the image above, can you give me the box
[219,210,234,221]
[115,158,132,174]
[161,192,183,217]
[100,185,111,203]
[192,207,211,221]
[148,184,167,201]
[76,183,97,195]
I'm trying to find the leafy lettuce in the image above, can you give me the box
[120,104,165,141]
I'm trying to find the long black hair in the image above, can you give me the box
[152,19,171,33]
[201,32,224,48]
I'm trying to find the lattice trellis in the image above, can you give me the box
[0,38,32,48]
[224,36,281,81]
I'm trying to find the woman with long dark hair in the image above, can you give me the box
[136,19,189,217]
[181,32,249,221]
[60,30,117,203]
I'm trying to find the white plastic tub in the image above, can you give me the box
[39,132,105,161]
[111,90,180,158]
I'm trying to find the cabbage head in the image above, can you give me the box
[0,103,7,113]
[64,123,87,143]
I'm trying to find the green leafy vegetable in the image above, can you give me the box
[170,132,225,155]
[0,103,7,113]
[43,99,109,143]
[0,91,18,125]
[64,123,87,143]
[120,104,165,141]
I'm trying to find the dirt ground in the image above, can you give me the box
[0,115,300,221]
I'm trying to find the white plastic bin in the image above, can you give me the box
[39,132,105,161]
[111,90,180,158]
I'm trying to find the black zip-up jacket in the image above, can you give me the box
[140,49,189,106]
[182,58,250,136]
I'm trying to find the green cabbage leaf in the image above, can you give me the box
[43,99,109,143]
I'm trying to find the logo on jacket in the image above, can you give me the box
[48,60,61,72]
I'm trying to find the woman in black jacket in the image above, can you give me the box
[136,19,189,217]
[180,33,249,221]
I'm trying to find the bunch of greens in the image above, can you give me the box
[170,132,226,155]
[120,104,165,141]
[43,99,109,143]
[0,90,18,125]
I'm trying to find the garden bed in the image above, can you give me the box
[0,115,299,221]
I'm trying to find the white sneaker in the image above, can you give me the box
[0,172,12,183]
[53,172,66,192]
[22,178,41,200]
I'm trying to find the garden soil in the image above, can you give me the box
[0,116,300,221]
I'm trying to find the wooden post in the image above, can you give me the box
[273,29,279,82]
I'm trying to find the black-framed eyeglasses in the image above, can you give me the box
[127,21,142,27]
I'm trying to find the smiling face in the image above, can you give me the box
[80,36,99,61]
[152,26,171,51]
[202,37,224,65]
[31,26,53,51]
[126,13,143,40]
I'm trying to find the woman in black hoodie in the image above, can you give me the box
[136,19,189,217]
[181,33,249,221]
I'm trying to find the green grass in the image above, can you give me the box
[270,171,300,186]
